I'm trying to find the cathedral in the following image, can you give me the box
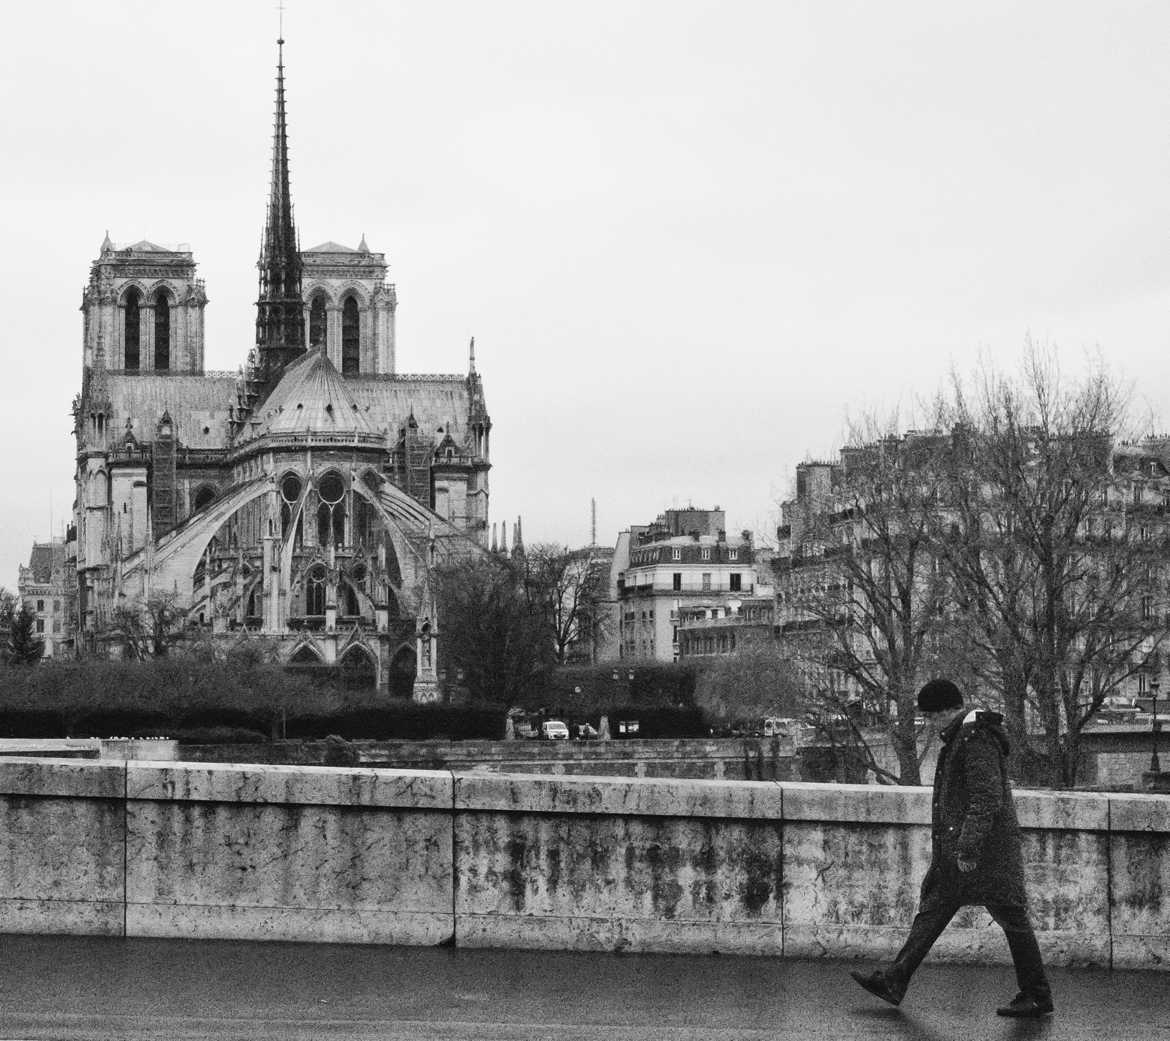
[70,40,492,699]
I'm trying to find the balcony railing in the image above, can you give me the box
[620,583,755,597]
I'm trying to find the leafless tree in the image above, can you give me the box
[434,554,552,706]
[777,415,959,784]
[522,543,613,664]
[940,347,1161,786]
[108,591,189,661]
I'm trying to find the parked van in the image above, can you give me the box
[540,720,570,740]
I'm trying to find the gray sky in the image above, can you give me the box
[3,1,1169,589]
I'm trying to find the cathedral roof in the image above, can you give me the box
[124,239,179,253]
[346,376,474,446]
[304,241,360,253]
[256,347,380,437]
[106,374,237,448]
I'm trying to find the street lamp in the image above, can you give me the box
[1151,677,1162,774]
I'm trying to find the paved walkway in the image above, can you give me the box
[0,935,1165,1040]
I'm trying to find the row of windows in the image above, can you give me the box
[671,572,741,591]
[121,290,367,376]
[630,546,740,566]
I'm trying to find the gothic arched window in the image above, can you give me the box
[306,565,327,616]
[341,296,360,375]
[309,295,327,348]
[153,291,171,371]
[124,288,141,370]
[316,470,346,547]
[280,472,303,543]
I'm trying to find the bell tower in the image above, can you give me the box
[81,235,207,374]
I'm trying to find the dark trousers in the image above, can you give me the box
[888,899,1050,998]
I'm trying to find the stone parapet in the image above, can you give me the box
[0,759,1165,970]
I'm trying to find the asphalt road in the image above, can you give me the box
[0,935,1165,1040]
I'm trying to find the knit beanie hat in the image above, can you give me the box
[917,678,963,712]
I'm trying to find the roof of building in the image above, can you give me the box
[109,239,191,255]
[347,376,474,444]
[304,241,360,253]
[26,541,65,584]
[256,348,379,437]
[101,362,478,451]
[107,374,238,449]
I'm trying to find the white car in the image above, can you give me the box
[540,720,570,740]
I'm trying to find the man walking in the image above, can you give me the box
[850,678,1053,1018]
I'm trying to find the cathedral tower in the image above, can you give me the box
[81,236,207,374]
[254,37,305,384]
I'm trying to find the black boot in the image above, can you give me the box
[849,969,905,1007]
[996,992,1054,1018]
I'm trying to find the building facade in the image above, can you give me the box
[17,539,74,660]
[612,508,769,662]
[772,429,1170,708]
[675,595,775,660]
[69,40,491,698]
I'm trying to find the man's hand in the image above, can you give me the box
[957,856,977,873]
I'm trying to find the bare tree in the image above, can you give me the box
[940,348,1161,786]
[434,554,553,706]
[522,543,613,664]
[777,418,957,784]
[108,591,189,661]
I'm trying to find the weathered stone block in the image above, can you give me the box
[127,762,450,809]
[1108,795,1170,969]
[0,757,124,799]
[454,808,783,954]
[0,759,126,936]
[1109,792,1170,833]
[780,782,932,825]
[455,772,784,821]
[782,819,931,959]
[1015,788,1109,831]
[126,766,454,945]
[1021,829,1110,965]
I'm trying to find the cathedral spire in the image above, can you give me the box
[255,35,305,384]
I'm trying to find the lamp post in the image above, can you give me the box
[1151,677,1162,774]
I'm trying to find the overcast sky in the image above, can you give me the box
[2,1,1169,589]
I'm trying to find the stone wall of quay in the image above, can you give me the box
[0,758,1165,970]
[177,737,794,780]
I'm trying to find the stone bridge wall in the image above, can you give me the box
[0,758,1164,970]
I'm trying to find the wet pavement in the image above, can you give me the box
[0,935,1165,1040]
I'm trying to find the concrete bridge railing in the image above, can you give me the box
[0,758,1165,970]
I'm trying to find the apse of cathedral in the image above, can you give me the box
[71,39,492,700]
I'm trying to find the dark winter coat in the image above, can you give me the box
[920,709,1027,910]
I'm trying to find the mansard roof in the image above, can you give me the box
[256,347,379,437]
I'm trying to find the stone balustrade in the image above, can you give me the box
[0,758,1164,969]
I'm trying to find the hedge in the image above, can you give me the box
[0,661,707,742]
